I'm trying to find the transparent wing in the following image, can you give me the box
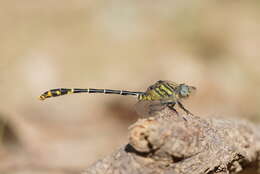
[134,97,178,118]
[134,100,167,118]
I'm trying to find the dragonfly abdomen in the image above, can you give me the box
[39,88,144,100]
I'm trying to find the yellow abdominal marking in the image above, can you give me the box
[56,90,61,95]
[39,95,45,100]
[67,89,74,94]
[47,91,52,97]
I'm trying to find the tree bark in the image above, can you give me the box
[82,108,260,174]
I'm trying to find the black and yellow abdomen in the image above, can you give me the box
[39,88,144,100]
[39,88,83,100]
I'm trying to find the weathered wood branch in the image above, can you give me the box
[82,108,260,174]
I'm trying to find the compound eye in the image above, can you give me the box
[180,85,189,97]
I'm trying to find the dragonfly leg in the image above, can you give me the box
[167,102,187,121]
[177,102,193,116]
[167,103,179,116]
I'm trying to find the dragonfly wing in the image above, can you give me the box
[134,95,179,117]
[134,100,166,118]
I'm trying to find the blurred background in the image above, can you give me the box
[0,1,260,173]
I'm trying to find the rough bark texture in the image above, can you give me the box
[82,108,260,174]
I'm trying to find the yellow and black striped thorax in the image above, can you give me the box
[137,80,178,101]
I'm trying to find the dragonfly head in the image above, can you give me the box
[177,84,196,99]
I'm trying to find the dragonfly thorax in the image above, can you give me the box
[137,80,179,101]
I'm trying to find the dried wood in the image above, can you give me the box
[83,108,260,174]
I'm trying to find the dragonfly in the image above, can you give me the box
[39,80,196,116]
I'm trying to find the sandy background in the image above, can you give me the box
[0,1,259,173]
